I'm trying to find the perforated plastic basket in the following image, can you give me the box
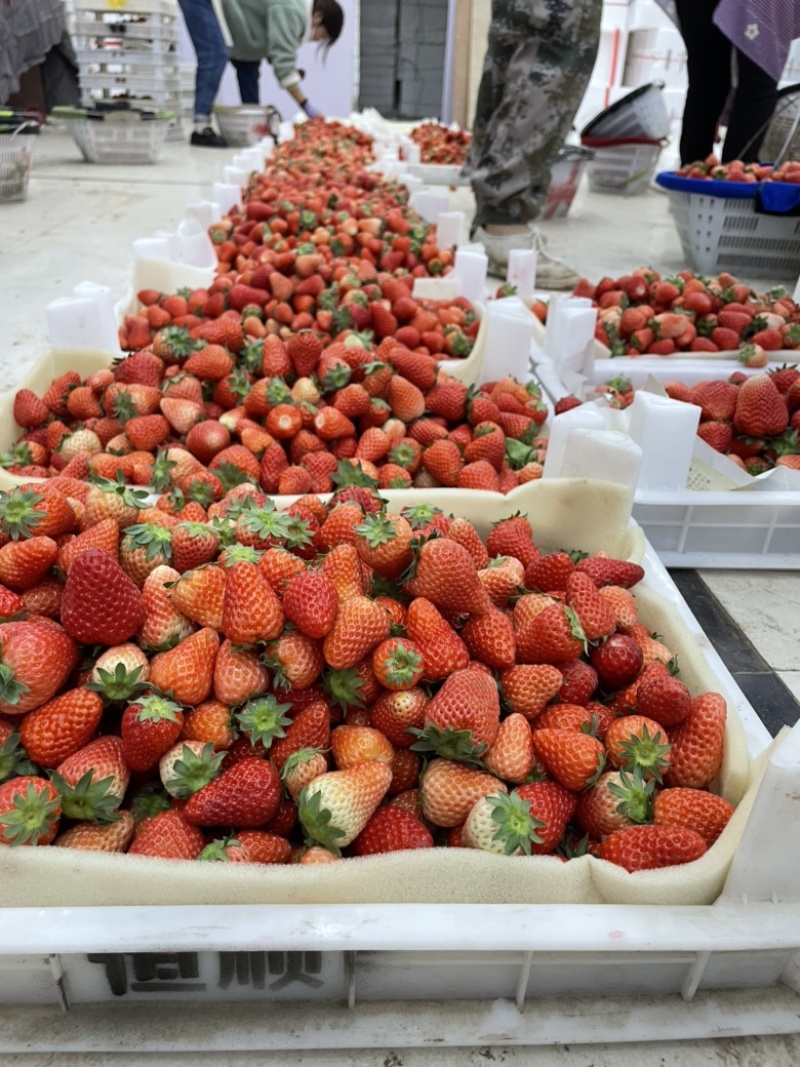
[581,82,671,141]
[656,171,800,278]
[0,135,33,202]
[582,138,662,196]
[213,105,281,147]
[65,113,171,163]
[541,145,594,219]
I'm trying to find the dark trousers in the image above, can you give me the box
[233,59,261,104]
[676,0,778,164]
[177,0,261,116]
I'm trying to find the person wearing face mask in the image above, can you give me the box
[220,0,344,121]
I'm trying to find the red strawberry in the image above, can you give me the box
[0,619,77,716]
[128,809,205,860]
[52,735,129,822]
[61,549,146,646]
[653,787,734,846]
[636,665,691,727]
[574,557,644,589]
[184,758,281,827]
[525,552,575,593]
[222,561,284,646]
[697,422,733,453]
[298,760,393,849]
[664,691,726,790]
[515,779,577,854]
[0,536,58,592]
[422,667,501,749]
[121,694,185,772]
[281,570,338,639]
[270,701,331,772]
[598,824,707,872]
[405,597,470,680]
[460,608,516,669]
[19,688,104,768]
[404,538,491,616]
[733,375,789,437]
[234,829,292,864]
[516,602,585,665]
[149,627,219,706]
[0,776,61,846]
[590,633,644,689]
[530,728,605,791]
[351,806,434,855]
[288,331,323,377]
[565,571,616,640]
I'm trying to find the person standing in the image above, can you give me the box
[465,0,602,289]
[657,0,800,164]
[177,0,231,147]
[221,0,344,119]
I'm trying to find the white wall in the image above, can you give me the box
[177,0,360,121]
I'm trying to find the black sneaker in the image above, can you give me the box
[190,126,227,148]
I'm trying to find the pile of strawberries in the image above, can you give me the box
[554,368,800,475]
[676,155,800,186]
[0,477,732,870]
[407,122,471,167]
[531,267,800,359]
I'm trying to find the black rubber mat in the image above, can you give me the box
[669,569,800,737]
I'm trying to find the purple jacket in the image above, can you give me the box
[657,0,800,81]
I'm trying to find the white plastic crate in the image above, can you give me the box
[586,140,662,195]
[64,114,171,164]
[663,186,800,279]
[0,135,33,203]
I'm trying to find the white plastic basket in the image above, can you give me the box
[0,135,33,203]
[65,114,171,164]
[586,141,662,196]
[213,105,280,147]
[663,186,800,278]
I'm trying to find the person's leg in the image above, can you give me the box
[178,0,228,120]
[674,0,732,163]
[233,60,261,104]
[722,51,779,162]
[471,0,600,227]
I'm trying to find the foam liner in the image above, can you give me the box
[0,486,756,908]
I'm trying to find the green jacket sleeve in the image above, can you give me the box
[266,2,307,88]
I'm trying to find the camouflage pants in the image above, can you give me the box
[468,0,602,227]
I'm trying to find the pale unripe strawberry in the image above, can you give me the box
[298,761,392,851]
[282,748,329,801]
[462,790,544,856]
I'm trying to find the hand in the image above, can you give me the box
[302,100,322,119]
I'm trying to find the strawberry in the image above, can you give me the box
[58,518,120,575]
[516,780,577,854]
[61,549,146,646]
[149,627,219,706]
[598,824,707,872]
[486,515,539,567]
[353,511,413,580]
[421,667,500,751]
[330,724,394,768]
[590,633,644,688]
[596,586,638,632]
[689,380,738,422]
[181,700,235,751]
[636,665,691,727]
[463,422,506,471]
[197,837,253,862]
[565,571,616,640]
[653,786,734,846]
[497,664,562,720]
[221,561,284,645]
[462,789,545,856]
[0,486,75,541]
[121,694,185,772]
[51,734,129,824]
[298,760,392,850]
[281,570,338,639]
[733,375,789,437]
[128,809,205,860]
[605,715,672,782]
[19,687,104,768]
[419,758,506,827]
[460,608,516,669]
[524,552,575,593]
[388,375,425,422]
[448,518,490,570]
[270,701,331,772]
[0,536,58,592]
[234,829,292,864]
[265,631,324,690]
[664,691,726,790]
[516,602,585,665]
[371,637,424,690]
[575,769,654,838]
[0,776,61,846]
[370,686,429,749]
[0,619,77,716]
[54,811,135,853]
[478,556,525,607]
[184,757,281,827]
[697,422,733,453]
[13,389,49,429]
[533,701,614,740]
[421,439,463,486]
[574,557,644,589]
[169,564,226,631]
[530,728,605,791]
[322,595,391,670]
[351,806,434,855]
[404,538,491,616]
[120,522,174,588]
[281,747,328,801]
[483,712,534,782]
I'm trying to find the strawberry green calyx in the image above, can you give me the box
[238,501,293,543]
[389,441,418,469]
[321,363,351,393]
[283,515,314,551]
[267,378,292,407]
[400,502,444,530]
[165,742,225,799]
[241,339,264,374]
[564,605,587,646]
[133,694,182,726]
[198,837,247,862]
[0,732,34,783]
[150,448,177,494]
[0,781,60,846]
[617,725,672,784]
[215,462,257,492]
[330,459,378,489]
[0,660,29,707]
[281,747,325,780]
[130,782,171,822]
[0,488,47,540]
[90,471,149,510]
[297,787,347,854]
[50,770,122,825]
[227,369,252,403]
[88,663,149,704]
[607,768,655,824]
[322,667,365,711]
[235,695,293,749]
[0,444,34,470]
[110,389,137,424]
[505,439,535,470]
[354,512,398,547]
[220,543,263,566]
[123,523,174,563]
[487,791,545,856]
[409,724,488,768]
[381,641,423,688]
[155,326,195,360]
